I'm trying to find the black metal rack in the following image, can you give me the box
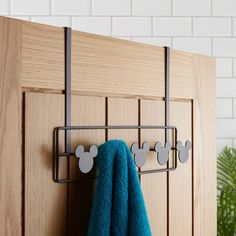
[53,27,192,183]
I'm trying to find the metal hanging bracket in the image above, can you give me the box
[53,27,192,183]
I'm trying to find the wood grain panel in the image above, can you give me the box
[20,19,194,99]
[0,17,22,235]
[193,55,216,236]
[71,33,165,98]
[68,96,105,235]
[140,100,167,236]
[107,98,138,146]
[169,101,192,236]
[170,50,193,99]
[22,21,64,90]
[25,93,67,236]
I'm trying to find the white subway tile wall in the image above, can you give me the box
[217,119,236,138]
[173,38,212,55]
[172,0,211,16]
[216,99,233,118]
[217,139,232,154]
[0,0,9,14]
[11,0,50,15]
[51,0,90,15]
[217,79,236,97]
[193,17,231,36]
[31,16,70,27]
[233,59,236,76]
[1,0,236,154]
[233,99,236,117]
[212,0,236,16]
[112,17,152,36]
[153,17,192,36]
[92,0,131,16]
[132,37,172,47]
[132,0,171,16]
[234,18,236,36]
[216,58,232,77]
[213,39,236,57]
[72,17,111,35]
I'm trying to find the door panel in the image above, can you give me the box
[107,97,138,146]
[25,93,105,236]
[68,95,105,235]
[0,17,22,236]
[169,101,192,236]
[140,100,192,236]
[25,93,67,236]
[140,100,167,236]
[25,94,193,236]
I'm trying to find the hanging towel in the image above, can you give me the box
[87,140,152,236]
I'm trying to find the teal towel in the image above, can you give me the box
[87,140,152,236]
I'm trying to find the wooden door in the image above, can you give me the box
[0,17,216,236]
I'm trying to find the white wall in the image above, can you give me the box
[1,0,236,154]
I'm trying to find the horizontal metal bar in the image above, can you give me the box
[55,125,177,131]
[55,166,176,183]
[58,147,177,157]
[138,166,176,175]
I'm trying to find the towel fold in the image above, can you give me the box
[87,140,152,236]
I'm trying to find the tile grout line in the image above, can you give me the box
[131,0,132,16]
[111,16,113,36]
[232,98,235,117]
[232,58,235,77]
[98,35,236,38]
[217,116,234,119]
[211,37,213,57]
[49,0,52,15]
[217,97,236,99]
[231,17,233,37]
[217,137,235,140]
[211,0,213,16]
[217,77,236,79]
[9,14,236,18]
[151,16,153,36]
[191,16,193,36]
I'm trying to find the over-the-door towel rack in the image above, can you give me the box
[53,27,192,183]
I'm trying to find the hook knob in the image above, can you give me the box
[176,140,191,163]
[75,144,98,173]
[154,141,171,165]
[131,142,149,168]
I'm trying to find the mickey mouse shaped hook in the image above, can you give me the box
[75,144,98,173]
[131,142,150,168]
[154,141,171,165]
[176,140,192,163]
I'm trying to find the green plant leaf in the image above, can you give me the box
[217,147,236,236]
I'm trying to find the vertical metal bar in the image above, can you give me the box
[164,46,170,143]
[164,46,170,236]
[174,127,178,168]
[64,27,71,154]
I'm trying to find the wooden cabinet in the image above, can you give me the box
[0,17,216,236]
